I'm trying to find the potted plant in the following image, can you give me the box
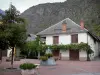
[20,63,37,75]
[45,53,53,58]
[40,56,48,61]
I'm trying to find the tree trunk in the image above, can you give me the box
[11,47,14,68]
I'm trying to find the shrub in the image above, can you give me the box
[20,63,37,70]
[40,56,48,61]
[45,53,53,58]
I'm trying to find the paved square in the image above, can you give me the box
[0,58,100,75]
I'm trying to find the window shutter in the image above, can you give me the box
[53,36,59,44]
[71,34,78,43]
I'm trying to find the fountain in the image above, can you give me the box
[40,47,56,66]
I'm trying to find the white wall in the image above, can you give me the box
[60,50,69,60]
[88,34,95,51]
[78,33,87,43]
[7,48,12,57]
[46,36,53,45]
[94,42,99,57]
[79,51,87,60]
[59,35,71,44]
[87,34,100,60]
[79,51,87,57]
[60,50,69,57]
[87,34,95,59]
[46,33,88,45]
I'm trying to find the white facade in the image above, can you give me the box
[45,32,99,60]
[46,33,88,45]
[59,35,71,45]
[46,36,53,45]
[79,51,87,61]
[87,34,100,60]
[78,33,87,43]
[7,48,12,57]
[60,50,69,60]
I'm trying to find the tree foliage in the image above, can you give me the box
[1,4,26,24]
[25,36,43,52]
[93,25,100,36]
[0,4,27,67]
[0,4,27,49]
[21,36,45,58]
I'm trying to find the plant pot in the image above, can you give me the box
[21,69,35,75]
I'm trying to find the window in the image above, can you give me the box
[71,34,78,43]
[53,36,59,44]
[41,37,46,44]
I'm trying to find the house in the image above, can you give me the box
[37,18,100,61]
[26,34,36,41]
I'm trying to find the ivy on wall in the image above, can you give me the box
[42,42,94,55]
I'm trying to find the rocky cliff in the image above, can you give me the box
[21,0,100,34]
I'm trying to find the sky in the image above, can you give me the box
[0,0,66,13]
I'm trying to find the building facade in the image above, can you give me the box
[37,18,100,61]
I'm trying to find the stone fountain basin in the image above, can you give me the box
[40,57,56,66]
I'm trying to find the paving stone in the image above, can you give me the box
[0,58,100,75]
[71,73,94,75]
[93,73,100,75]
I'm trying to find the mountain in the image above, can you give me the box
[0,9,5,19]
[0,9,5,15]
[21,0,100,34]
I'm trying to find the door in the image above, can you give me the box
[70,50,79,60]
[52,50,60,60]
[52,50,59,56]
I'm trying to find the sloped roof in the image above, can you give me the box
[37,18,88,36]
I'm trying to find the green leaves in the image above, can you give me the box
[25,36,44,52]
[40,56,48,61]
[0,4,27,50]
[6,23,27,47]
[20,63,37,70]
[42,43,93,54]
[93,25,100,36]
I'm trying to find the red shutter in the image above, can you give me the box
[71,34,78,43]
[53,36,59,44]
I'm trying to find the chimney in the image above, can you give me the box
[62,21,67,32]
[80,19,84,29]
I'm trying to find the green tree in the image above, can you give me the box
[25,41,37,58]
[21,36,44,59]
[0,17,10,61]
[0,4,27,68]
[93,25,100,36]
